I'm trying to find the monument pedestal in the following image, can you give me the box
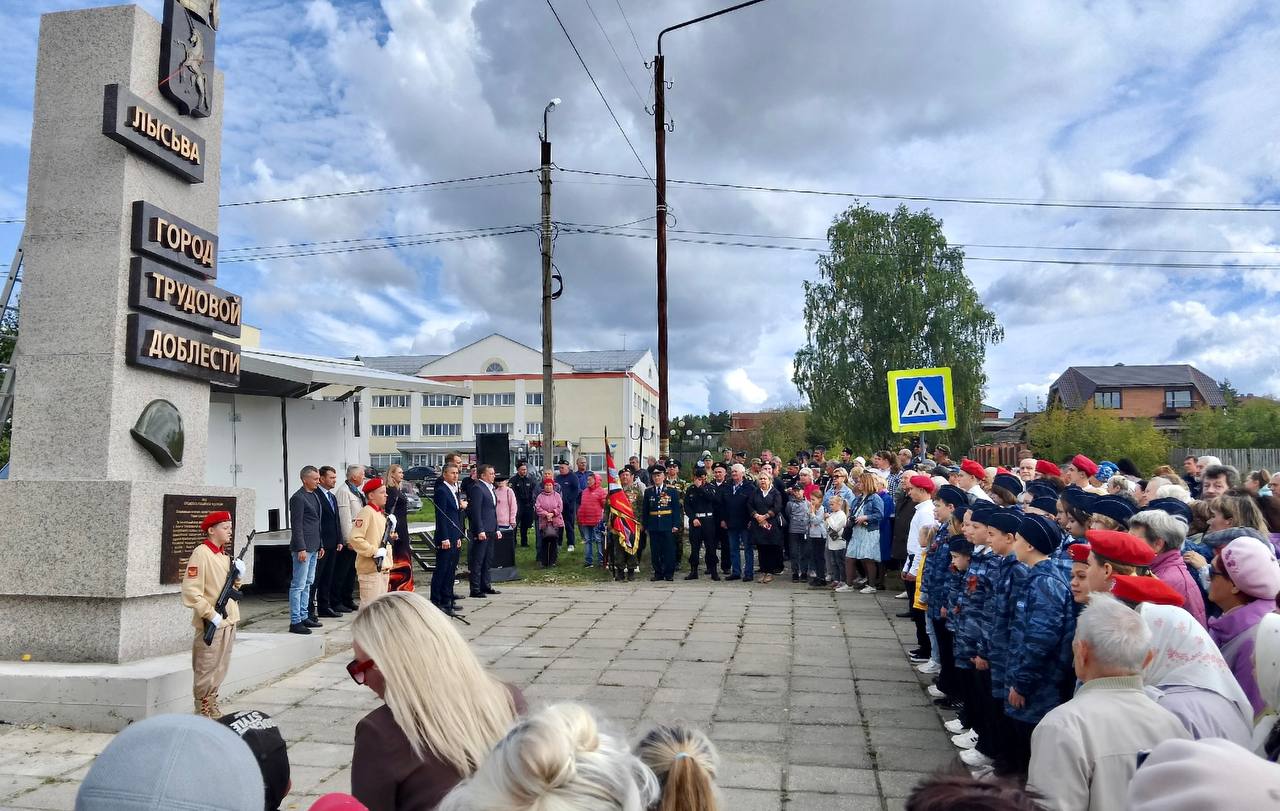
[0,633,324,733]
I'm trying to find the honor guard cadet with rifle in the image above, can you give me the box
[642,467,683,581]
[684,466,721,580]
[181,510,246,717]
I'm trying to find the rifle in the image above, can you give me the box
[203,530,255,646]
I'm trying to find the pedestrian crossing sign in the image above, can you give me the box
[887,367,956,432]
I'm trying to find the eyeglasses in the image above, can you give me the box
[347,657,376,684]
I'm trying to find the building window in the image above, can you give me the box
[584,453,605,472]
[369,453,397,469]
[371,394,410,409]
[423,423,462,437]
[634,393,641,411]
[526,422,543,435]
[484,359,506,373]
[1164,389,1193,409]
[526,392,542,406]
[475,423,513,434]
[474,392,515,407]
[371,424,410,437]
[423,394,464,407]
[1094,390,1122,409]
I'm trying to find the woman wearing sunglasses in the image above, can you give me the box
[349,591,527,811]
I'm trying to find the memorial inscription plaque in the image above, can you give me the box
[160,493,236,584]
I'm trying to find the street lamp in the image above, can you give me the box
[630,415,655,463]
[653,0,770,457]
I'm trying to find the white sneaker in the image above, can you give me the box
[927,684,946,699]
[894,591,909,599]
[853,577,868,586]
[567,545,575,552]
[834,584,853,593]
[917,660,941,674]
[859,585,877,594]
[959,749,994,768]
[944,718,968,734]
[951,730,979,750]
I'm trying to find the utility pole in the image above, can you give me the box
[540,98,560,474]
[653,0,768,459]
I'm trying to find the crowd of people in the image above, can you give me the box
[88,442,1280,810]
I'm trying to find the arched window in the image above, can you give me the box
[484,359,506,373]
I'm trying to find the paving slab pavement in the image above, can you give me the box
[0,581,960,809]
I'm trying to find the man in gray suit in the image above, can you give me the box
[466,464,501,598]
[288,465,324,634]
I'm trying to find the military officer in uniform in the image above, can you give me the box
[642,467,683,581]
[664,460,688,572]
[684,466,721,580]
[182,510,245,718]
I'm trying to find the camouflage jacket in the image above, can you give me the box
[952,547,996,667]
[1004,559,1076,724]
[921,523,954,620]
[982,553,1028,695]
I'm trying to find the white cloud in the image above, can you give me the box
[723,368,767,406]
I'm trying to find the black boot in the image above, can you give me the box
[684,571,698,580]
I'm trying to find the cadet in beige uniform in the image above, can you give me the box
[181,510,245,717]
[348,477,392,605]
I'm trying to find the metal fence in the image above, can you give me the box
[1172,448,1280,473]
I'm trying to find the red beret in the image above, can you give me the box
[960,459,986,478]
[1085,529,1156,567]
[362,477,385,494]
[1072,454,1099,477]
[1109,574,1185,607]
[996,467,1012,475]
[1068,543,1091,563]
[1035,460,1062,477]
[201,510,232,533]
[543,476,555,484]
[908,475,936,493]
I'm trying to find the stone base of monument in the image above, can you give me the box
[0,632,323,733]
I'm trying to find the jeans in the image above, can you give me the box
[580,525,603,565]
[826,548,845,583]
[727,529,751,578]
[788,533,808,577]
[562,508,577,545]
[925,613,941,666]
[289,551,319,624]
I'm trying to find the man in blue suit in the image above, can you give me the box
[310,465,344,618]
[467,464,501,598]
[431,463,466,617]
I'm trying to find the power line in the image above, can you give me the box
[613,0,648,64]
[554,167,1280,213]
[0,170,539,224]
[584,0,648,109]
[221,224,533,255]
[220,169,537,207]
[220,227,532,264]
[555,225,1280,269]
[554,220,1280,255]
[544,0,655,185]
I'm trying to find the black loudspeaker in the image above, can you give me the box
[476,432,511,476]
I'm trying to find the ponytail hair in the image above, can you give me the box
[634,724,721,811]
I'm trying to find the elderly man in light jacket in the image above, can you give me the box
[1028,593,1190,811]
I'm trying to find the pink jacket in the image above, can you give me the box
[1151,548,1208,628]
[494,485,518,528]
[535,490,564,529]
[578,484,607,526]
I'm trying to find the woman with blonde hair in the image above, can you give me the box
[439,703,658,811]
[634,724,721,811]
[350,591,527,811]
[841,472,885,594]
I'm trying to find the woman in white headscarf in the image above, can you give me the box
[1140,602,1253,747]
[1253,612,1280,761]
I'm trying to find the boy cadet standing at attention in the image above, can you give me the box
[181,510,245,717]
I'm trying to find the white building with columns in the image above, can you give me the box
[360,334,660,472]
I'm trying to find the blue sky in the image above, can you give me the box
[3,0,1279,416]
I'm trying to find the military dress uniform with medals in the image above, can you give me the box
[642,482,683,581]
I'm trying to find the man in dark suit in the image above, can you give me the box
[467,463,501,598]
[310,465,343,619]
[431,463,466,617]
[288,466,324,634]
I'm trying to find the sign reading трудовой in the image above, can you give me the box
[112,0,240,389]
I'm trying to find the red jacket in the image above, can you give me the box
[577,484,607,526]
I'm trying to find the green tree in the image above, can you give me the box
[757,406,809,458]
[1027,407,1171,475]
[1180,398,1280,449]
[793,204,1003,451]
